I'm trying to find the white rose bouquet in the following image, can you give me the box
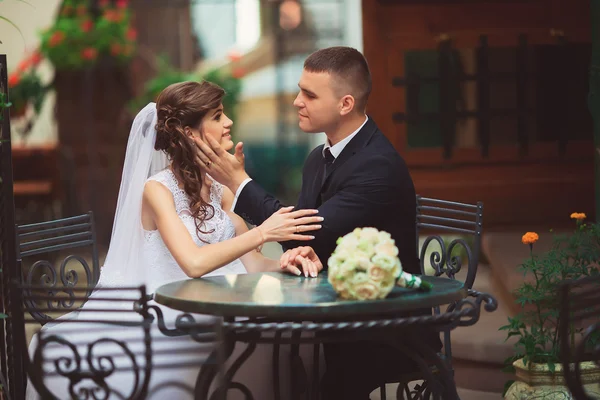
[327,227,432,300]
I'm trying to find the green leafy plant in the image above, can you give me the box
[7,51,48,118]
[39,0,136,70]
[129,55,243,123]
[499,213,600,394]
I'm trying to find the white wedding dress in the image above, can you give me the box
[25,169,282,399]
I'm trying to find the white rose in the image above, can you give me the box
[377,231,393,243]
[351,282,380,300]
[351,271,369,286]
[375,242,399,257]
[378,278,395,298]
[340,258,359,277]
[372,254,398,271]
[391,260,401,278]
[339,234,359,249]
[368,264,387,282]
[360,227,380,243]
[357,256,372,270]
[357,239,375,258]
[327,254,344,270]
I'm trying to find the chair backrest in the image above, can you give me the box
[415,196,484,364]
[416,195,484,290]
[16,212,100,325]
[16,281,226,400]
[20,284,153,400]
[559,275,600,400]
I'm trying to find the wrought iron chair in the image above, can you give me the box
[18,279,226,400]
[559,275,600,400]
[16,212,100,325]
[380,196,484,399]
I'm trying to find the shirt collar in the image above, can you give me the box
[323,116,369,159]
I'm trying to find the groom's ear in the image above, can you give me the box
[339,94,355,116]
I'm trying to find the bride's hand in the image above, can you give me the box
[280,246,323,277]
[257,206,322,243]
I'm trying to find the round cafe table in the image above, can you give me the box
[153,271,492,400]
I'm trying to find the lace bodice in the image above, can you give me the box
[98,169,246,293]
[140,169,246,292]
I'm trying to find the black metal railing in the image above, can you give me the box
[0,53,26,400]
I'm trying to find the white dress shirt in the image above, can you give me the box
[231,116,369,211]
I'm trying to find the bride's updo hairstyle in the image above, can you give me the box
[155,81,226,240]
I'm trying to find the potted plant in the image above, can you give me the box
[35,0,138,243]
[39,0,136,71]
[501,213,600,399]
[7,51,48,119]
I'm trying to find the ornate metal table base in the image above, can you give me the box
[153,291,497,400]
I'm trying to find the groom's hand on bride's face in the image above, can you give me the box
[193,136,249,192]
[280,246,323,278]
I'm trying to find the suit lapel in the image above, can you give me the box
[321,117,378,188]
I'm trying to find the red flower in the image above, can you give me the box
[8,73,20,88]
[30,51,42,66]
[48,31,65,47]
[81,47,98,60]
[116,0,128,8]
[81,20,94,33]
[231,67,246,79]
[16,58,30,72]
[126,27,137,41]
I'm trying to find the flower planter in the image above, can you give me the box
[53,61,133,245]
[504,358,600,399]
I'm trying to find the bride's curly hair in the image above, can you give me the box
[154,81,226,240]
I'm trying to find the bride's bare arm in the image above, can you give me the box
[222,187,321,276]
[143,181,321,278]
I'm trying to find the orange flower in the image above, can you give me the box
[104,9,124,23]
[110,43,122,56]
[570,212,586,221]
[81,47,98,60]
[48,31,65,47]
[231,67,246,79]
[8,73,20,88]
[522,232,539,245]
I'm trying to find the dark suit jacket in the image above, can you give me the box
[235,117,420,275]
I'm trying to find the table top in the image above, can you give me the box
[154,271,466,320]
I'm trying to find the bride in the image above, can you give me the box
[26,81,324,399]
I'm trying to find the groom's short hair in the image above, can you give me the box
[304,46,372,112]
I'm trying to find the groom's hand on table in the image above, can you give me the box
[193,136,249,193]
[280,246,323,278]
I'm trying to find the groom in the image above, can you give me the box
[195,46,441,399]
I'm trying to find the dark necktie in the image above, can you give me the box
[322,147,335,185]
